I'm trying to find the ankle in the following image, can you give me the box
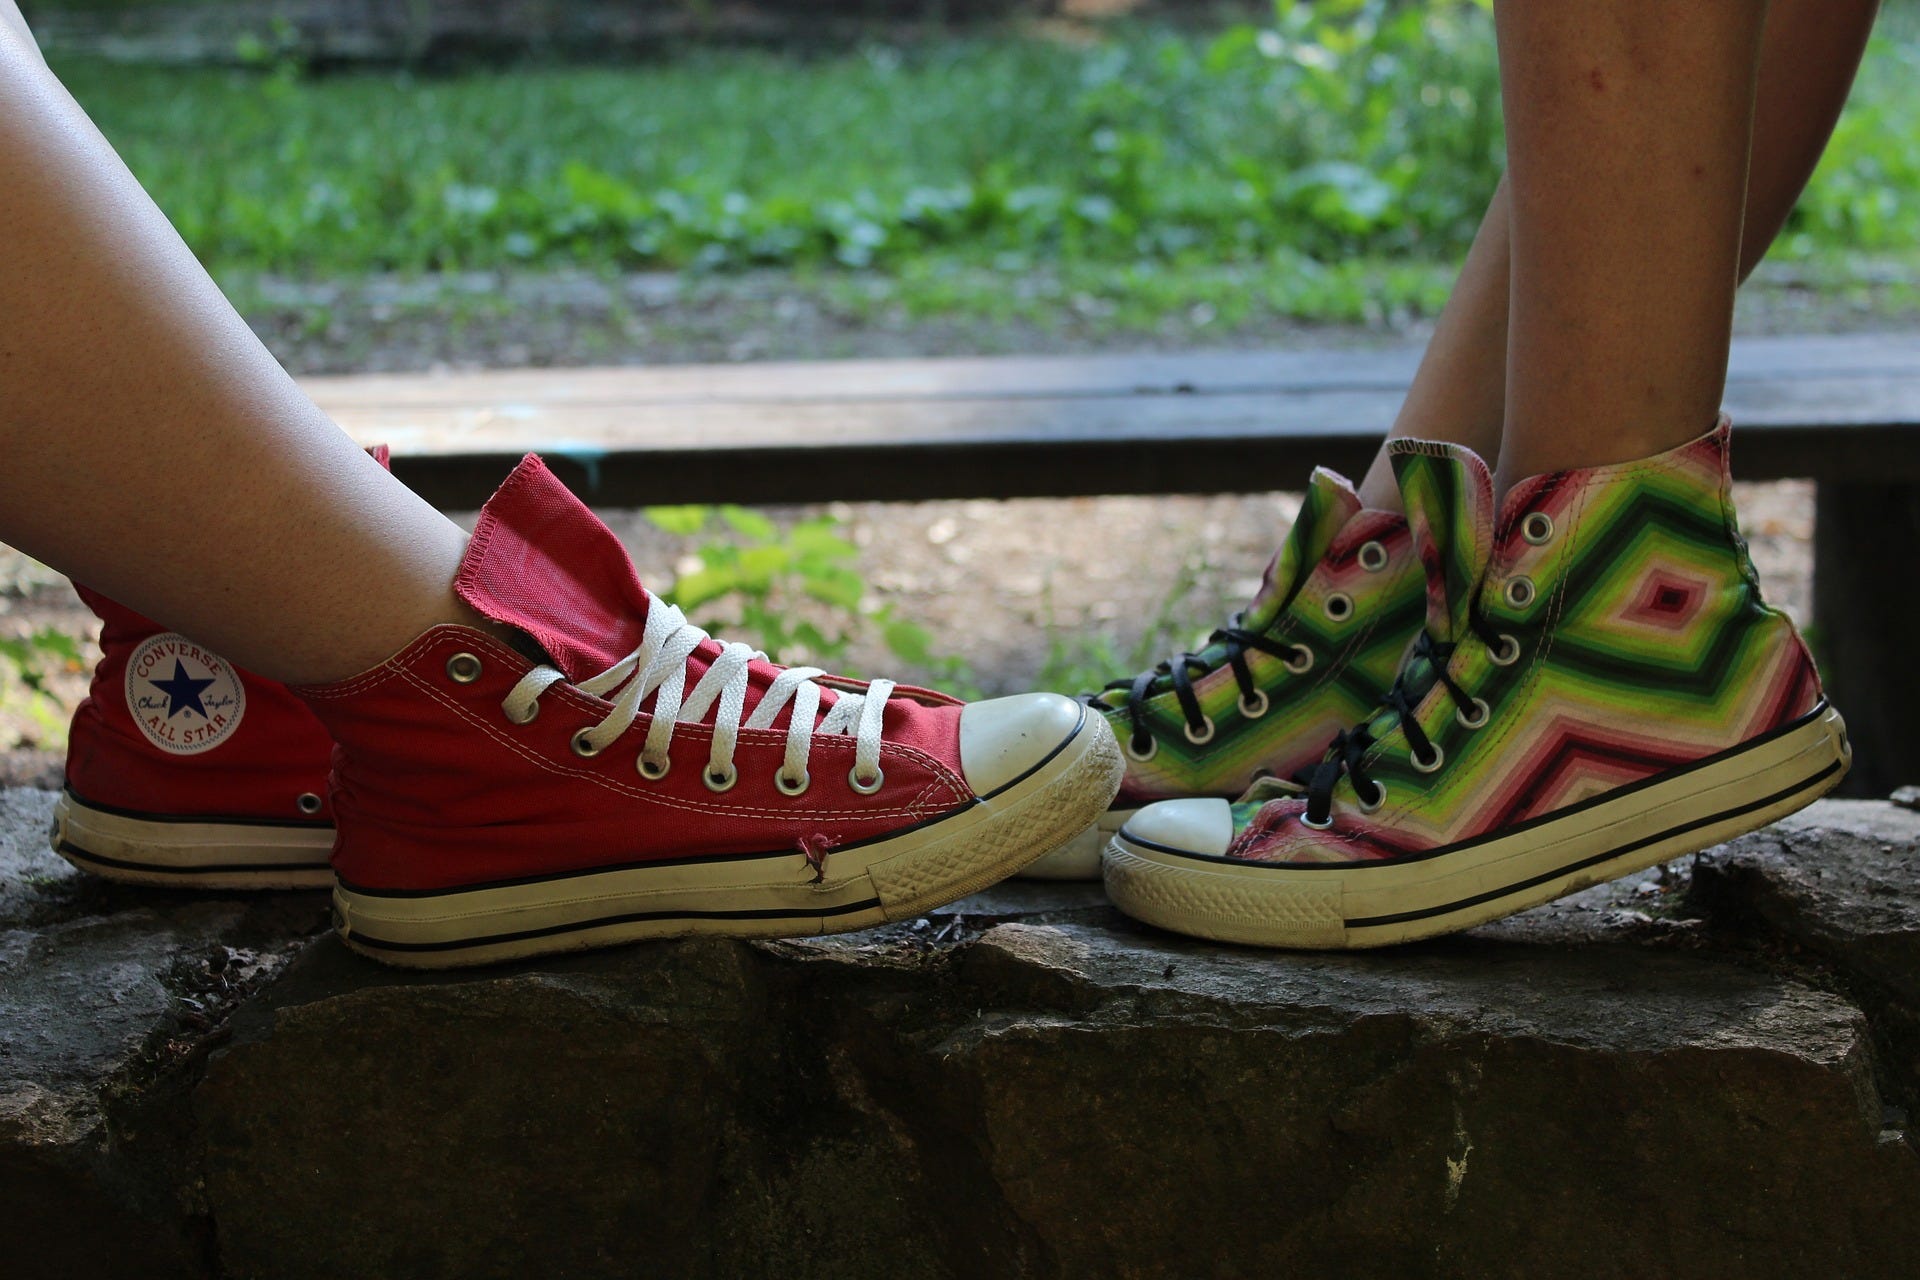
[1355,449,1404,513]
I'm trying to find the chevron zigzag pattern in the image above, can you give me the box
[1229,417,1826,865]
[1091,467,1426,808]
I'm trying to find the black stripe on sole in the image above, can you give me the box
[58,840,331,879]
[1343,758,1843,931]
[340,895,885,954]
[62,787,332,831]
[1123,700,1837,872]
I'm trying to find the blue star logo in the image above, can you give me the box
[147,660,216,720]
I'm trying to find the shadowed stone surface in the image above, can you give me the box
[0,789,328,1280]
[196,913,1920,1277]
[6,788,1920,1278]
[1691,798,1920,1112]
[1693,800,1920,998]
[935,924,1916,1278]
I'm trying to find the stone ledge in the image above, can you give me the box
[5,791,1920,1278]
[0,789,326,1280]
[1691,799,1920,1117]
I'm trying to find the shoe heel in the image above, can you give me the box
[51,792,334,890]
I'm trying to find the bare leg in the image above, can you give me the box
[1354,176,1512,506]
[1,0,41,60]
[1743,0,1881,257]
[0,10,479,683]
[1494,0,1770,482]
[1355,0,1878,507]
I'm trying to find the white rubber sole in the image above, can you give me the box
[50,791,335,890]
[1105,702,1850,949]
[333,705,1126,968]
[1016,807,1138,881]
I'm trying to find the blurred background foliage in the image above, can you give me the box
[27,0,1920,292]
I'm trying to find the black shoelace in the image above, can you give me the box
[1100,611,1311,755]
[1300,613,1517,827]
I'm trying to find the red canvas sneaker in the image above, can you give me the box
[51,584,337,889]
[296,456,1125,967]
[50,446,393,890]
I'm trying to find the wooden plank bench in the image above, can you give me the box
[305,331,1920,795]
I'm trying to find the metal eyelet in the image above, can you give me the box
[1126,734,1158,763]
[571,729,604,758]
[704,763,739,793]
[1489,633,1522,666]
[446,652,483,684]
[1411,744,1446,774]
[775,769,811,797]
[1299,811,1335,831]
[296,792,324,816]
[1183,716,1216,746]
[848,766,885,795]
[637,754,670,781]
[1357,540,1389,572]
[1521,512,1555,545]
[1324,592,1354,622]
[1284,645,1314,674]
[1504,577,1536,609]
[1455,697,1491,730]
[505,701,540,726]
[1238,689,1270,719]
[1357,782,1388,814]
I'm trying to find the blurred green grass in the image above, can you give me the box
[50,0,1920,321]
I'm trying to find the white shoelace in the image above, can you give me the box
[500,594,895,793]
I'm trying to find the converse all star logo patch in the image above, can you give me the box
[124,633,245,755]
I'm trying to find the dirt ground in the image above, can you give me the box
[227,262,1920,376]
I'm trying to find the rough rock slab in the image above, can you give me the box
[1691,798,1920,1109]
[0,788,328,1280]
[197,906,1920,1278]
[1692,799,1920,995]
[9,789,1920,1278]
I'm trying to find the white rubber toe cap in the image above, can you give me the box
[1120,797,1235,857]
[958,692,1088,797]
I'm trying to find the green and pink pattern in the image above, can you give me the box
[1226,417,1825,864]
[1091,467,1425,809]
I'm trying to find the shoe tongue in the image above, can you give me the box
[1387,440,1495,644]
[1239,468,1364,630]
[455,455,654,681]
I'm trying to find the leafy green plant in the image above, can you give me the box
[1784,25,1920,256]
[651,504,864,665]
[643,503,979,695]
[29,4,1481,278]
[0,626,85,747]
[46,1,1920,314]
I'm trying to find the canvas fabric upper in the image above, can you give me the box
[297,455,982,893]
[1226,418,1824,865]
[1095,467,1425,807]
[65,583,338,823]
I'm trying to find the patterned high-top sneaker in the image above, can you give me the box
[51,583,337,888]
[1106,418,1850,947]
[295,456,1124,967]
[1020,468,1425,879]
